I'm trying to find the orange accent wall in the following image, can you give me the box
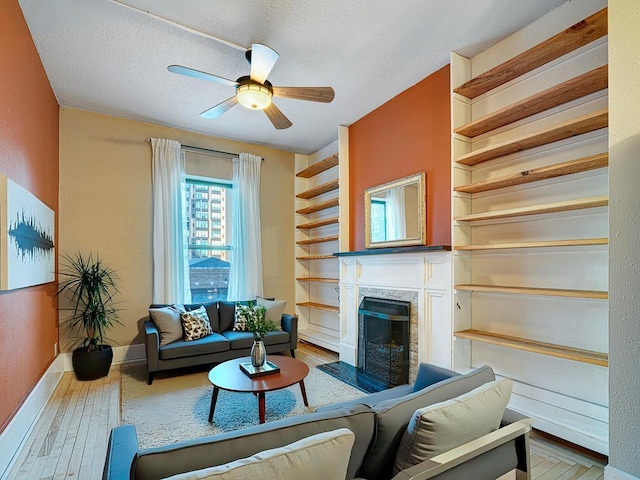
[349,65,451,251]
[0,1,59,433]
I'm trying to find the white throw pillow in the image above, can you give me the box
[162,428,355,480]
[149,306,183,346]
[180,305,213,341]
[257,297,287,328]
[393,378,513,474]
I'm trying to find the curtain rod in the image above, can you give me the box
[144,138,264,161]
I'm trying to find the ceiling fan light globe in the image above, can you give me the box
[236,84,272,110]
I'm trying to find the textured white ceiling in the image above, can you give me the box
[19,0,568,154]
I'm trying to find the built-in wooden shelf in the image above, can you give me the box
[296,277,339,283]
[453,8,608,99]
[296,179,339,199]
[455,238,608,251]
[455,66,608,138]
[454,284,608,299]
[454,329,608,366]
[296,154,339,178]
[296,302,339,313]
[454,153,608,194]
[296,198,339,215]
[455,109,608,167]
[296,255,335,261]
[296,217,339,230]
[454,195,608,222]
[296,235,339,245]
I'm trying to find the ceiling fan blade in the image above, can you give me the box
[264,103,292,129]
[168,65,237,88]
[200,96,238,119]
[249,43,279,84]
[272,86,335,103]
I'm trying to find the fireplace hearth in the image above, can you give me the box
[358,297,410,387]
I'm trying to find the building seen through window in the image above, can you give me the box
[185,177,232,302]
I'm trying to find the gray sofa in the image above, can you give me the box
[103,363,531,480]
[145,301,298,384]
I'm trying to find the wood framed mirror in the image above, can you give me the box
[364,172,426,249]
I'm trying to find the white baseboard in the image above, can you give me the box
[605,466,640,480]
[0,354,64,479]
[0,344,145,479]
[61,343,146,371]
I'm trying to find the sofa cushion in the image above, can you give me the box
[218,301,240,332]
[149,306,184,346]
[222,330,290,350]
[163,428,355,480]
[394,378,513,474]
[412,363,461,392]
[132,404,375,480]
[358,365,496,480]
[181,306,214,341]
[257,297,287,329]
[159,333,230,360]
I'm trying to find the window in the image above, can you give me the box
[370,199,387,242]
[185,177,233,303]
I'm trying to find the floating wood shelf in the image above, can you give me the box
[296,277,339,284]
[296,198,339,215]
[296,179,339,199]
[455,66,608,138]
[454,284,608,300]
[296,217,339,230]
[453,8,608,99]
[454,195,608,222]
[455,238,608,251]
[454,329,608,366]
[296,235,339,245]
[454,153,608,194]
[296,154,339,178]
[296,302,339,313]
[296,255,335,261]
[455,109,608,167]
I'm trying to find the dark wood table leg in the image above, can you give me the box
[208,386,219,423]
[258,392,266,424]
[299,380,309,407]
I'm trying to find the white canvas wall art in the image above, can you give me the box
[0,174,55,290]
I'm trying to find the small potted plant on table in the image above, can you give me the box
[57,252,122,381]
[239,303,279,367]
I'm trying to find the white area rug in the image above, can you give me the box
[121,352,365,449]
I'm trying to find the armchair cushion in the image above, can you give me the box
[163,428,355,480]
[394,378,513,474]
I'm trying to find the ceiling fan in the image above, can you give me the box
[168,43,335,130]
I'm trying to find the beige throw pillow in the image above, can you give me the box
[162,428,355,480]
[393,378,513,474]
[180,305,213,341]
[149,305,184,346]
[257,297,287,328]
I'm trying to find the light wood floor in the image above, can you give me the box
[5,342,606,480]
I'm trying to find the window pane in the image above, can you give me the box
[185,178,233,303]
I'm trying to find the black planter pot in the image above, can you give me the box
[72,345,113,381]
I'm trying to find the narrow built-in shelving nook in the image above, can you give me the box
[450,2,609,454]
[294,128,349,352]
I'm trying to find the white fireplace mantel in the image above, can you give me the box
[337,247,452,374]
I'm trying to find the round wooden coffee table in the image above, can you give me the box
[208,356,309,424]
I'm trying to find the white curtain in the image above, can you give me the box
[385,186,406,241]
[151,138,192,304]
[227,152,263,301]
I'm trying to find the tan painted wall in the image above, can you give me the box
[59,108,295,350]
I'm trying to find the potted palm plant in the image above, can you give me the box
[57,252,122,381]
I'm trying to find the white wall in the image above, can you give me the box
[608,0,640,478]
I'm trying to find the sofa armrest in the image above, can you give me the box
[144,320,160,373]
[390,419,532,480]
[281,314,298,348]
[102,425,139,480]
